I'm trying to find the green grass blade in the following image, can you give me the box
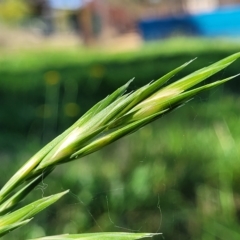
[30,232,161,240]
[34,125,107,171]
[164,52,240,92]
[79,79,133,124]
[37,95,136,169]
[0,176,42,215]
[71,73,238,159]
[33,60,196,168]
[115,58,195,117]
[0,191,68,227]
[132,74,239,121]
[36,95,131,169]
[163,74,240,108]
[0,126,71,202]
[0,169,53,215]
[70,109,169,159]
[0,219,32,237]
[1,53,239,212]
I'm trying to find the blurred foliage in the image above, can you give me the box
[0,39,240,239]
[0,0,29,23]
[0,39,240,153]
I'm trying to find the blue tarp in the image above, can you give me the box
[138,5,240,40]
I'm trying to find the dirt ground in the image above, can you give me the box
[0,25,143,53]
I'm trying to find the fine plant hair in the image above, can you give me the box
[0,53,239,240]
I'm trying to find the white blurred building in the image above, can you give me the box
[184,0,219,14]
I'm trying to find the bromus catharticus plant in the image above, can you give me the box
[0,53,239,240]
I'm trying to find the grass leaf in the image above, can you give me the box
[29,232,161,240]
[0,219,32,237]
[0,191,68,228]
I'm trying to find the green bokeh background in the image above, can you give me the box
[1,38,240,240]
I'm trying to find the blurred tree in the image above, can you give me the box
[0,0,29,23]
[26,0,54,35]
[27,0,49,17]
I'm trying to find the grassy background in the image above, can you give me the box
[1,37,240,240]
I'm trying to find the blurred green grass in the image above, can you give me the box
[1,37,240,72]
[1,38,240,239]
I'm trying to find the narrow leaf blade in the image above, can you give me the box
[0,191,68,227]
[0,219,32,237]
[30,232,161,240]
